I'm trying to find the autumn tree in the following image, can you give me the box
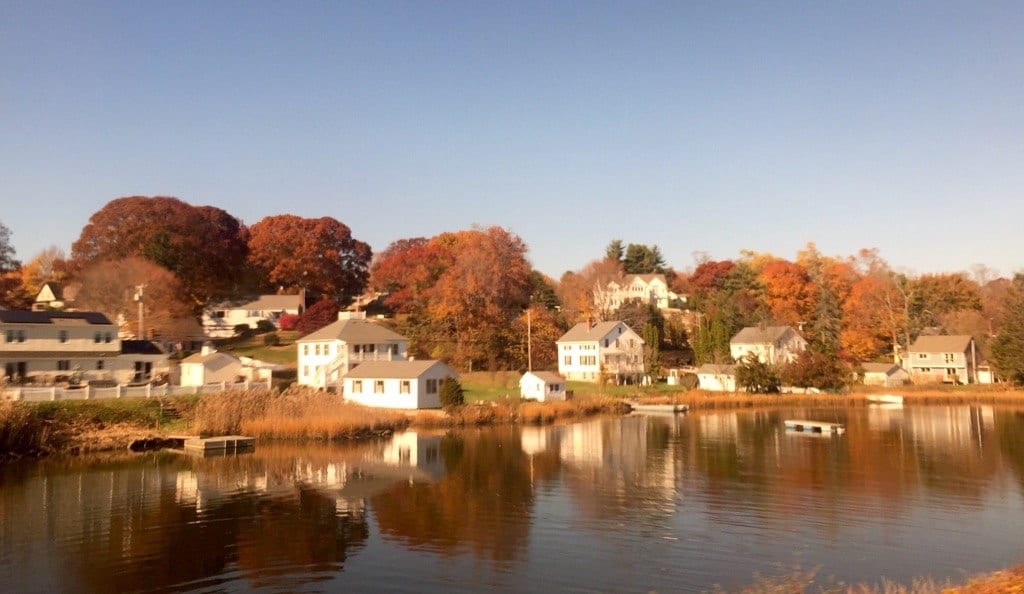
[510,304,565,371]
[735,354,781,393]
[295,299,340,335]
[71,196,249,304]
[371,227,534,370]
[990,276,1024,384]
[782,350,849,392]
[73,257,196,340]
[907,273,982,332]
[0,222,30,309]
[759,259,815,327]
[19,246,69,297]
[555,258,623,324]
[247,215,371,301]
[0,220,17,272]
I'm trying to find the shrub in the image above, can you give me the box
[439,376,465,410]
[278,313,299,331]
[736,354,781,394]
[263,332,281,346]
[255,319,276,333]
[233,323,253,338]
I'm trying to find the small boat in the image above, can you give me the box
[866,394,904,405]
[628,402,689,414]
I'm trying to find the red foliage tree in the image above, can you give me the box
[295,299,340,335]
[247,215,371,300]
[70,196,249,304]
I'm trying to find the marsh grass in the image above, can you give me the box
[412,395,628,428]
[0,401,65,457]
[718,563,1024,593]
[192,387,409,439]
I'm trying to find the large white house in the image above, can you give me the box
[597,274,685,312]
[729,325,807,365]
[296,318,409,389]
[342,360,458,409]
[556,320,644,382]
[0,310,169,385]
[202,294,304,338]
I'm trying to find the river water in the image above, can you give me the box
[2,405,1024,593]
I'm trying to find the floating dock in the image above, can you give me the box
[182,435,256,455]
[866,394,904,405]
[629,402,689,414]
[784,419,845,434]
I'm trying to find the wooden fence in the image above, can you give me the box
[1,380,272,402]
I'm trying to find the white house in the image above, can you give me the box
[519,371,567,402]
[117,340,171,384]
[342,360,458,409]
[1,310,120,383]
[696,364,737,392]
[556,320,644,383]
[905,335,978,384]
[179,346,244,386]
[202,294,304,338]
[297,318,409,389]
[597,274,685,312]
[729,325,807,365]
[860,363,910,387]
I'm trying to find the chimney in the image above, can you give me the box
[587,317,595,329]
[201,342,215,356]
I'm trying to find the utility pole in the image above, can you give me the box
[527,307,532,372]
[134,285,145,339]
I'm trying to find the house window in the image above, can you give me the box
[57,360,70,371]
[391,344,399,355]
[59,330,68,343]
[352,380,363,393]
[303,366,309,377]
[303,345,309,356]
[944,353,955,363]
[919,367,931,372]
[97,360,104,370]
[214,311,225,318]
[426,379,438,394]
[374,380,384,393]
[315,344,321,356]
[400,380,410,394]
[94,332,102,343]
[104,333,111,343]
[917,353,927,359]
[604,339,609,347]
[354,345,361,354]
[365,344,375,353]
[5,330,12,343]
[564,355,571,366]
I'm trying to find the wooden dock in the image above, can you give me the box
[629,402,689,414]
[784,419,845,435]
[183,435,256,455]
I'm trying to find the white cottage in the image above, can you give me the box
[519,371,567,402]
[860,363,910,387]
[179,346,243,386]
[343,360,458,409]
[697,364,737,392]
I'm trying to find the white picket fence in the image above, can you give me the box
[1,380,272,402]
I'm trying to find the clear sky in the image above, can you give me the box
[2,1,1022,279]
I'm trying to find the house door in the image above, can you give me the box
[133,361,153,383]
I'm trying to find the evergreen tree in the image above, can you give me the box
[811,283,842,356]
[605,239,624,262]
[735,354,781,393]
[991,277,1024,384]
[623,243,666,274]
[642,322,661,377]
[439,376,465,410]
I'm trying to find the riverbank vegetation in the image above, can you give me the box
[724,563,1024,593]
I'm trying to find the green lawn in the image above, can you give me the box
[215,331,300,367]
[458,371,687,403]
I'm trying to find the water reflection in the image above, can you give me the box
[1,407,1023,592]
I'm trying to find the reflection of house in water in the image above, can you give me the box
[520,425,555,456]
[903,406,994,450]
[867,404,905,431]
[697,411,740,441]
[381,431,444,479]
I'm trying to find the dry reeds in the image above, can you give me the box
[720,563,1024,593]
[0,401,64,458]
[411,395,628,428]
[192,387,410,440]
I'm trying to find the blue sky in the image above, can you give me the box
[2,1,1022,278]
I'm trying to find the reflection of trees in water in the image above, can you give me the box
[997,410,1024,493]
[0,447,374,593]
[371,428,534,563]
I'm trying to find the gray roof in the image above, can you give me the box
[861,362,902,374]
[344,360,453,379]
[522,371,565,384]
[182,351,239,367]
[300,319,406,343]
[121,340,166,355]
[908,335,973,353]
[697,364,737,375]
[557,321,640,343]
[209,294,303,311]
[730,325,795,345]
[0,310,113,325]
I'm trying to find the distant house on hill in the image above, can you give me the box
[729,325,806,365]
[556,320,644,383]
[597,274,685,312]
[202,294,305,338]
[33,282,67,311]
[906,335,978,384]
[859,363,910,387]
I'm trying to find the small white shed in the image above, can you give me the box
[697,364,737,392]
[519,371,567,402]
[343,360,458,409]
[861,363,910,387]
[179,347,243,387]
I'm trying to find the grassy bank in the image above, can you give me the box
[723,563,1024,593]
[411,395,630,428]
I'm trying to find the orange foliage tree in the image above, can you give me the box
[759,259,815,326]
[247,215,371,300]
[370,227,533,370]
